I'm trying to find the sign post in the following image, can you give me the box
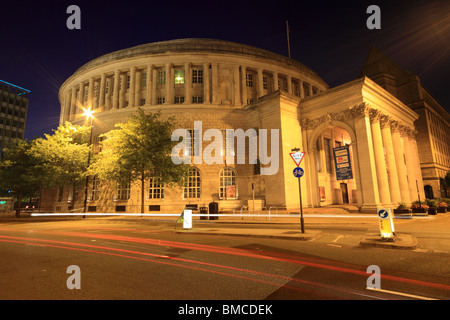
[291,149,306,233]
[377,208,394,241]
[183,209,192,229]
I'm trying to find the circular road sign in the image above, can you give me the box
[293,167,304,178]
[378,209,389,219]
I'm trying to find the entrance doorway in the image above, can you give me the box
[340,183,349,204]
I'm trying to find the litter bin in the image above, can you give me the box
[200,207,208,220]
[209,202,219,220]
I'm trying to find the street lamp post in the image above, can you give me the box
[83,109,94,218]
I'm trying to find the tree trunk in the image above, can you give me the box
[141,172,145,214]
[15,190,22,218]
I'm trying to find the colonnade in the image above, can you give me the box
[60,63,321,123]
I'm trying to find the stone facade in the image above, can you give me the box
[50,39,427,214]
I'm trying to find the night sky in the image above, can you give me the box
[1,0,449,140]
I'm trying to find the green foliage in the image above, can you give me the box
[0,138,41,216]
[28,122,91,188]
[89,108,189,212]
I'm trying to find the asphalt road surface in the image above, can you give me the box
[0,217,449,303]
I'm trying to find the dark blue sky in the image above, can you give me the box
[1,0,449,139]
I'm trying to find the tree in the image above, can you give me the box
[89,108,189,213]
[29,122,91,205]
[0,139,41,217]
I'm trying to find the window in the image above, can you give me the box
[117,182,130,200]
[175,96,185,104]
[184,167,201,199]
[105,79,110,94]
[157,71,166,85]
[185,129,200,157]
[127,75,130,89]
[192,96,203,103]
[90,176,100,201]
[263,76,268,90]
[174,70,185,84]
[219,167,237,199]
[140,98,146,106]
[157,97,165,104]
[141,72,147,87]
[148,177,164,199]
[192,69,203,84]
[246,73,253,87]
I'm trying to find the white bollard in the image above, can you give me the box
[183,209,192,229]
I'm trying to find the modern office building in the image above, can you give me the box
[361,46,450,199]
[48,39,427,213]
[0,80,29,155]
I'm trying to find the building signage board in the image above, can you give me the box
[333,145,353,180]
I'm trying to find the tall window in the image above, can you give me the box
[246,73,253,87]
[192,69,203,84]
[157,71,166,85]
[117,182,131,200]
[219,167,237,199]
[174,70,185,84]
[185,129,200,157]
[141,72,147,87]
[192,96,203,103]
[184,167,201,199]
[90,176,100,201]
[148,177,164,199]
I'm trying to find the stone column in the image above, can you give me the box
[211,63,218,104]
[308,83,313,97]
[78,83,85,116]
[391,123,411,204]
[353,104,380,211]
[184,63,191,103]
[409,133,425,200]
[241,66,247,105]
[70,86,77,121]
[203,63,210,103]
[257,68,264,98]
[113,70,120,109]
[370,110,392,206]
[151,67,157,105]
[380,116,402,205]
[99,74,106,110]
[120,73,127,108]
[287,75,292,94]
[402,128,418,202]
[88,77,94,109]
[129,67,136,107]
[233,65,241,105]
[64,91,71,123]
[299,80,304,98]
[273,72,278,91]
[135,70,141,106]
[165,63,172,104]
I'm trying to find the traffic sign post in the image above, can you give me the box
[377,208,394,241]
[291,149,305,234]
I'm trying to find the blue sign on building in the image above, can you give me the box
[333,145,353,180]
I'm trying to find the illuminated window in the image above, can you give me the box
[184,167,201,199]
[174,70,185,84]
[148,177,164,199]
[219,167,237,199]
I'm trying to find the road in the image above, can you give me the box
[0,215,449,303]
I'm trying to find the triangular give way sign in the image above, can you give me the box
[289,151,305,167]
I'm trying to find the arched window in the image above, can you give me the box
[219,167,237,199]
[184,167,201,199]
